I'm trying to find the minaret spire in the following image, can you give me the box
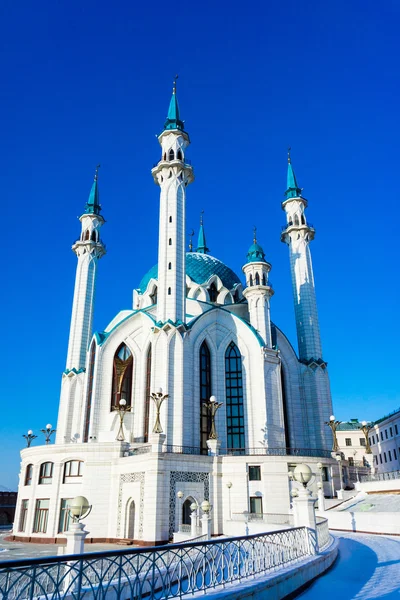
[152,81,194,324]
[196,211,209,254]
[65,168,106,371]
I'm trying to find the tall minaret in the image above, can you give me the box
[280,150,323,363]
[151,79,194,324]
[66,167,106,371]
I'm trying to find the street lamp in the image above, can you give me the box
[150,388,168,434]
[325,415,341,452]
[226,482,232,519]
[360,421,372,454]
[316,462,326,511]
[202,395,223,440]
[335,453,344,491]
[67,496,92,523]
[41,424,56,445]
[177,490,184,531]
[293,464,313,488]
[65,495,92,555]
[112,398,129,441]
[22,430,37,448]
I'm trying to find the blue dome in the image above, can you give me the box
[246,242,266,263]
[138,252,241,293]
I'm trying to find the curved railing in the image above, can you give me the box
[316,517,330,550]
[0,527,315,600]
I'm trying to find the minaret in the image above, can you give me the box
[280,150,323,364]
[196,211,209,253]
[151,79,194,324]
[242,228,274,347]
[65,167,106,371]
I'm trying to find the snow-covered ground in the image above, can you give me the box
[335,493,400,513]
[298,531,400,599]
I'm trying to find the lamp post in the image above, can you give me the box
[190,502,198,537]
[22,430,37,448]
[41,424,56,445]
[316,462,326,511]
[177,490,184,531]
[150,388,168,434]
[200,500,212,538]
[112,398,129,441]
[65,496,92,555]
[226,481,232,520]
[203,395,223,440]
[360,421,372,454]
[335,453,344,494]
[325,415,341,452]
[291,464,318,552]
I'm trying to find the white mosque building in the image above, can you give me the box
[12,83,335,545]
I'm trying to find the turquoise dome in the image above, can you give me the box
[138,252,241,293]
[246,242,266,263]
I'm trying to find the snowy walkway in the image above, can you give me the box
[298,531,400,599]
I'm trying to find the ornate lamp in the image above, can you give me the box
[360,421,372,454]
[293,464,313,488]
[112,398,129,441]
[150,388,168,434]
[325,415,341,452]
[23,430,37,448]
[41,424,56,445]
[202,395,223,440]
[67,496,92,523]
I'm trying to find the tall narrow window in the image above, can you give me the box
[83,343,96,442]
[168,149,175,161]
[111,344,133,410]
[39,462,53,485]
[25,464,33,486]
[150,287,158,305]
[177,149,183,161]
[58,499,73,533]
[255,272,260,285]
[19,500,29,532]
[262,273,266,286]
[144,345,152,442]
[33,499,49,533]
[200,341,212,454]
[225,342,245,450]
[249,274,253,286]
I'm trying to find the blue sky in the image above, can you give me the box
[1,0,399,489]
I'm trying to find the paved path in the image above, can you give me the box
[298,531,400,599]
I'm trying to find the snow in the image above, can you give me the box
[298,532,400,599]
[336,493,400,513]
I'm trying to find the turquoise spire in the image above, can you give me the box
[285,148,302,199]
[84,165,101,215]
[196,211,209,254]
[164,76,185,132]
[246,227,266,263]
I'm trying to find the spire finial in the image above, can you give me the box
[196,211,209,254]
[200,209,204,226]
[94,164,100,181]
[189,229,194,252]
[253,226,257,244]
[173,74,178,94]
[288,147,291,164]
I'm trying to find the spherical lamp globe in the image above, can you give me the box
[68,496,91,521]
[201,500,211,513]
[293,464,312,488]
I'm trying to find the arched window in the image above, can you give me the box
[249,274,253,286]
[301,214,305,224]
[294,215,299,226]
[150,286,158,305]
[111,344,133,410]
[169,216,172,223]
[168,262,172,270]
[144,345,152,443]
[84,230,90,241]
[200,341,212,454]
[233,289,240,303]
[90,230,97,242]
[39,462,54,485]
[168,287,171,295]
[163,152,166,161]
[169,238,172,245]
[225,342,245,450]
[208,283,218,302]
[177,149,183,161]
[168,149,175,161]
[262,273,266,286]
[63,460,83,482]
[83,342,96,442]
[24,464,33,486]
[182,498,193,525]
[255,272,260,285]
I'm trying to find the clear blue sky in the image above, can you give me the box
[1,0,399,489]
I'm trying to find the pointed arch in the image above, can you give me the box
[177,149,183,161]
[200,340,212,454]
[143,345,152,442]
[255,272,260,286]
[84,230,90,241]
[90,230,97,242]
[110,344,133,410]
[249,274,253,286]
[225,342,245,450]
[262,273,266,286]
[208,282,218,302]
[150,286,158,305]
[83,342,96,442]
[168,148,175,161]
[294,214,300,226]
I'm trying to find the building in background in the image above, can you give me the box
[370,409,400,473]
[11,83,337,545]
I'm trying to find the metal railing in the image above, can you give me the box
[161,446,333,458]
[231,513,294,525]
[281,223,314,231]
[360,469,400,482]
[316,518,330,550]
[128,446,152,456]
[0,528,313,600]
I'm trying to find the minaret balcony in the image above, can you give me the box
[280,222,315,241]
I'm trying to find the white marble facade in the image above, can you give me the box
[13,86,335,544]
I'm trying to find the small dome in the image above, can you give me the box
[246,242,266,263]
[138,252,241,293]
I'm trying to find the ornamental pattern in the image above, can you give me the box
[117,472,145,539]
[169,471,210,537]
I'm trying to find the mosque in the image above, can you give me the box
[12,83,335,544]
